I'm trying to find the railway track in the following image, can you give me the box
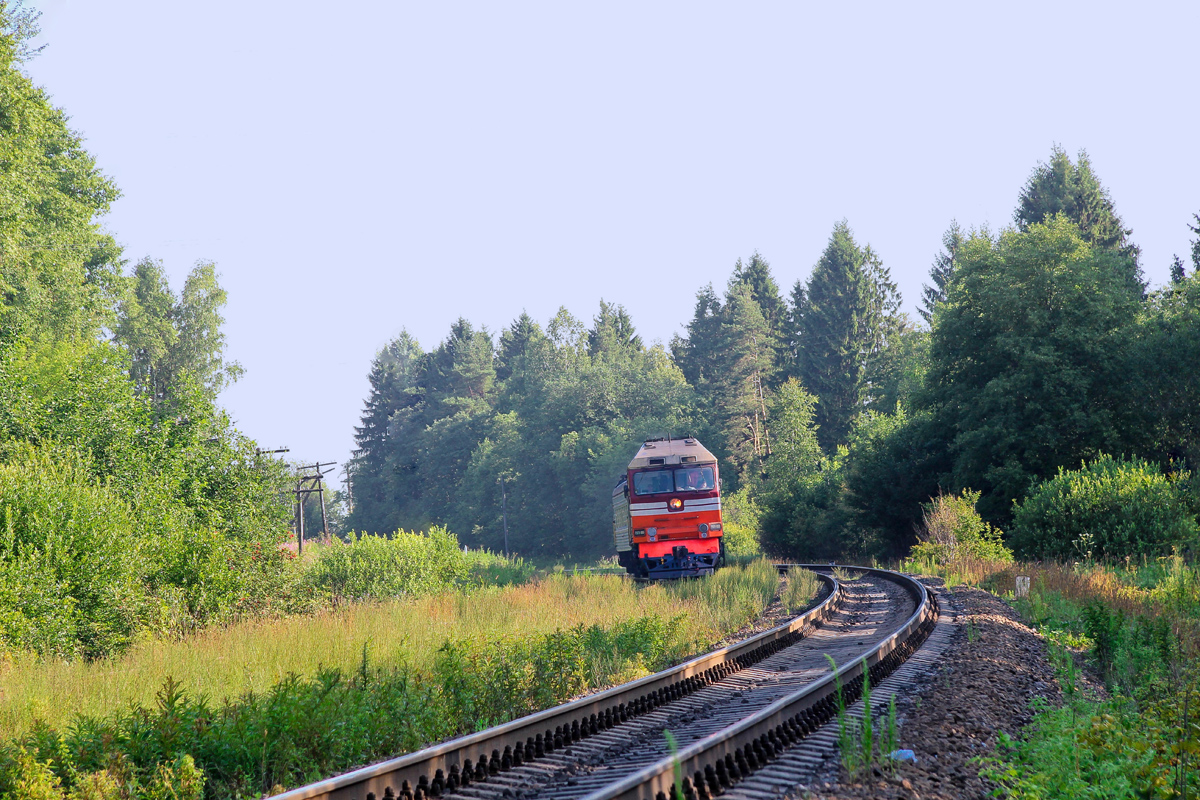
[271,566,939,800]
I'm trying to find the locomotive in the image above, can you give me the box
[612,437,724,578]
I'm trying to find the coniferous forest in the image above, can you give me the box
[347,146,1200,563]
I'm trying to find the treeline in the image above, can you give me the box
[350,146,1200,561]
[0,12,294,659]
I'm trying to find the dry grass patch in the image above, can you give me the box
[0,562,780,735]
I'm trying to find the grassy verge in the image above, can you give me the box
[0,560,781,800]
[902,555,1200,799]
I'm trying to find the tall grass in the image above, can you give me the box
[664,558,778,632]
[0,561,782,800]
[780,568,820,614]
[0,563,778,737]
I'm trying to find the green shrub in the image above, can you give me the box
[1011,455,1198,560]
[0,447,150,659]
[305,528,471,601]
[909,489,1012,565]
[720,488,761,557]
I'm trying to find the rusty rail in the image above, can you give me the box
[270,568,842,800]
[579,566,936,800]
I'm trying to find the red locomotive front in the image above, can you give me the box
[612,437,724,578]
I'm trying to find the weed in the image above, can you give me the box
[825,654,892,779]
[780,568,820,615]
[831,566,863,583]
[664,730,683,800]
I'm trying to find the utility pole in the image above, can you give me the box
[294,461,337,553]
[500,476,510,557]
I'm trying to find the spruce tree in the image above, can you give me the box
[672,284,724,389]
[798,221,870,450]
[496,312,541,382]
[347,330,425,532]
[717,284,776,480]
[728,252,789,376]
[588,300,643,360]
[1015,146,1144,293]
[1189,212,1200,273]
[784,280,807,370]
[426,318,495,410]
[1171,255,1187,286]
[919,221,964,326]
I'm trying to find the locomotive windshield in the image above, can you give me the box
[632,466,717,495]
[674,466,716,492]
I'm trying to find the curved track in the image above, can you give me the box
[270,567,937,800]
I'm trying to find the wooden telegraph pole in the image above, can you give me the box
[500,476,510,557]
[294,461,337,554]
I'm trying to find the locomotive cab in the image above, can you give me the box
[612,437,724,579]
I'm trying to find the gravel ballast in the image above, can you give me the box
[797,579,1065,800]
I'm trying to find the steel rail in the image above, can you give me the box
[577,566,936,800]
[270,569,843,800]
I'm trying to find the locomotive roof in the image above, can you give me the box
[627,437,717,470]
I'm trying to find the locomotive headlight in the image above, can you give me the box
[647,527,657,541]
[668,498,683,511]
[698,523,709,534]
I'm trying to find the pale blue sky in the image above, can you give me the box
[24,1,1200,475]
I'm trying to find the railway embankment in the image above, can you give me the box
[801,580,1067,800]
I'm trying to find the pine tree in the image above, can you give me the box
[860,245,904,407]
[1015,146,1143,293]
[796,223,903,449]
[919,221,964,326]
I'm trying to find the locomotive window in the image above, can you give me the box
[633,470,674,495]
[674,466,716,492]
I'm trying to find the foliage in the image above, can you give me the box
[757,381,855,558]
[918,221,964,326]
[840,407,947,557]
[909,489,1013,566]
[719,488,761,557]
[794,221,901,450]
[0,13,121,345]
[113,258,243,405]
[0,563,781,800]
[0,446,148,659]
[976,559,1200,799]
[924,217,1140,523]
[1122,267,1200,470]
[304,528,471,602]
[1014,145,1143,293]
[977,699,1146,799]
[349,307,696,559]
[1010,455,1198,560]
